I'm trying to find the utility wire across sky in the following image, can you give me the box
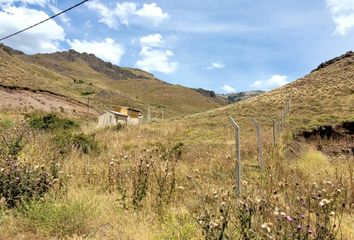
[0,0,90,42]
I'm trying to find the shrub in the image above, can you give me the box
[0,125,59,208]
[53,131,100,155]
[0,159,58,208]
[0,125,26,158]
[28,114,78,131]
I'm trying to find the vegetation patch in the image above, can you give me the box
[20,196,95,237]
[296,149,335,181]
[0,125,59,208]
[53,131,100,155]
[28,114,78,131]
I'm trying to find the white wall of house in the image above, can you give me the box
[98,112,127,128]
[127,116,140,125]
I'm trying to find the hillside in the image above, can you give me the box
[0,44,224,117]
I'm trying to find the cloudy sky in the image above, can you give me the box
[1,0,354,93]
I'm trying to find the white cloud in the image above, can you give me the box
[86,1,117,28]
[0,6,65,53]
[86,1,168,29]
[135,3,168,25]
[48,4,71,25]
[139,33,164,47]
[135,34,177,74]
[0,0,50,7]
[326,0,354,35]
[251,74,288,90]
[207,61,226,70]
[222,84,236,93]
[67,38,125,65]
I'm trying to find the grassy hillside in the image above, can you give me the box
[0,44,223,117]
[0,51,353,239]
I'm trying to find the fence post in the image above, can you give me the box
[270,118,276,146]
[276,120,281,142]
[229,116,241,197]
[147,107,151,122]
[252,118,264,171]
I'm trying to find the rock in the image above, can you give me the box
[312,51,354,73]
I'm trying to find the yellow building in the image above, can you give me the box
[115,106,141,120]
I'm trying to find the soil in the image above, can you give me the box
[298,122,354,158]
[0,85,99,116]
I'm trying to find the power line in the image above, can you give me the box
[0,0,90,42]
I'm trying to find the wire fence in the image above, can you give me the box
[229,98,291,196]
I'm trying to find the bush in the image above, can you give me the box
[0,159,58,208]
[28,114,78,131]
[53,131,100,155]
[0,125,59,208]
[0,125,26,158]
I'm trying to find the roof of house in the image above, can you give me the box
[119,106,142,112]
[99,110,128,117]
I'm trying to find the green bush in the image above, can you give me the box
[53,131,100,155]
[28,114,78,131]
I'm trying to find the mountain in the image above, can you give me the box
[192,88,230,104]
[0,44,226,117]
[220,90,265,103]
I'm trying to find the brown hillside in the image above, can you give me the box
[0,45,224,117]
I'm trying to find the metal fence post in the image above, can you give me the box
[229,116,241,197]
[276,120,281,142]
[270,118,276,146]
[252,118,264,171]
[147,107,151,122]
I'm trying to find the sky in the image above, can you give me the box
[1,0,354,93]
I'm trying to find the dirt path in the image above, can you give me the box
[0,86,99,116]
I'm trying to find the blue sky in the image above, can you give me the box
[1,0,354,93]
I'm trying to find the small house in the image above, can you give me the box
[115,106,142,125]
[98,107,142,128]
